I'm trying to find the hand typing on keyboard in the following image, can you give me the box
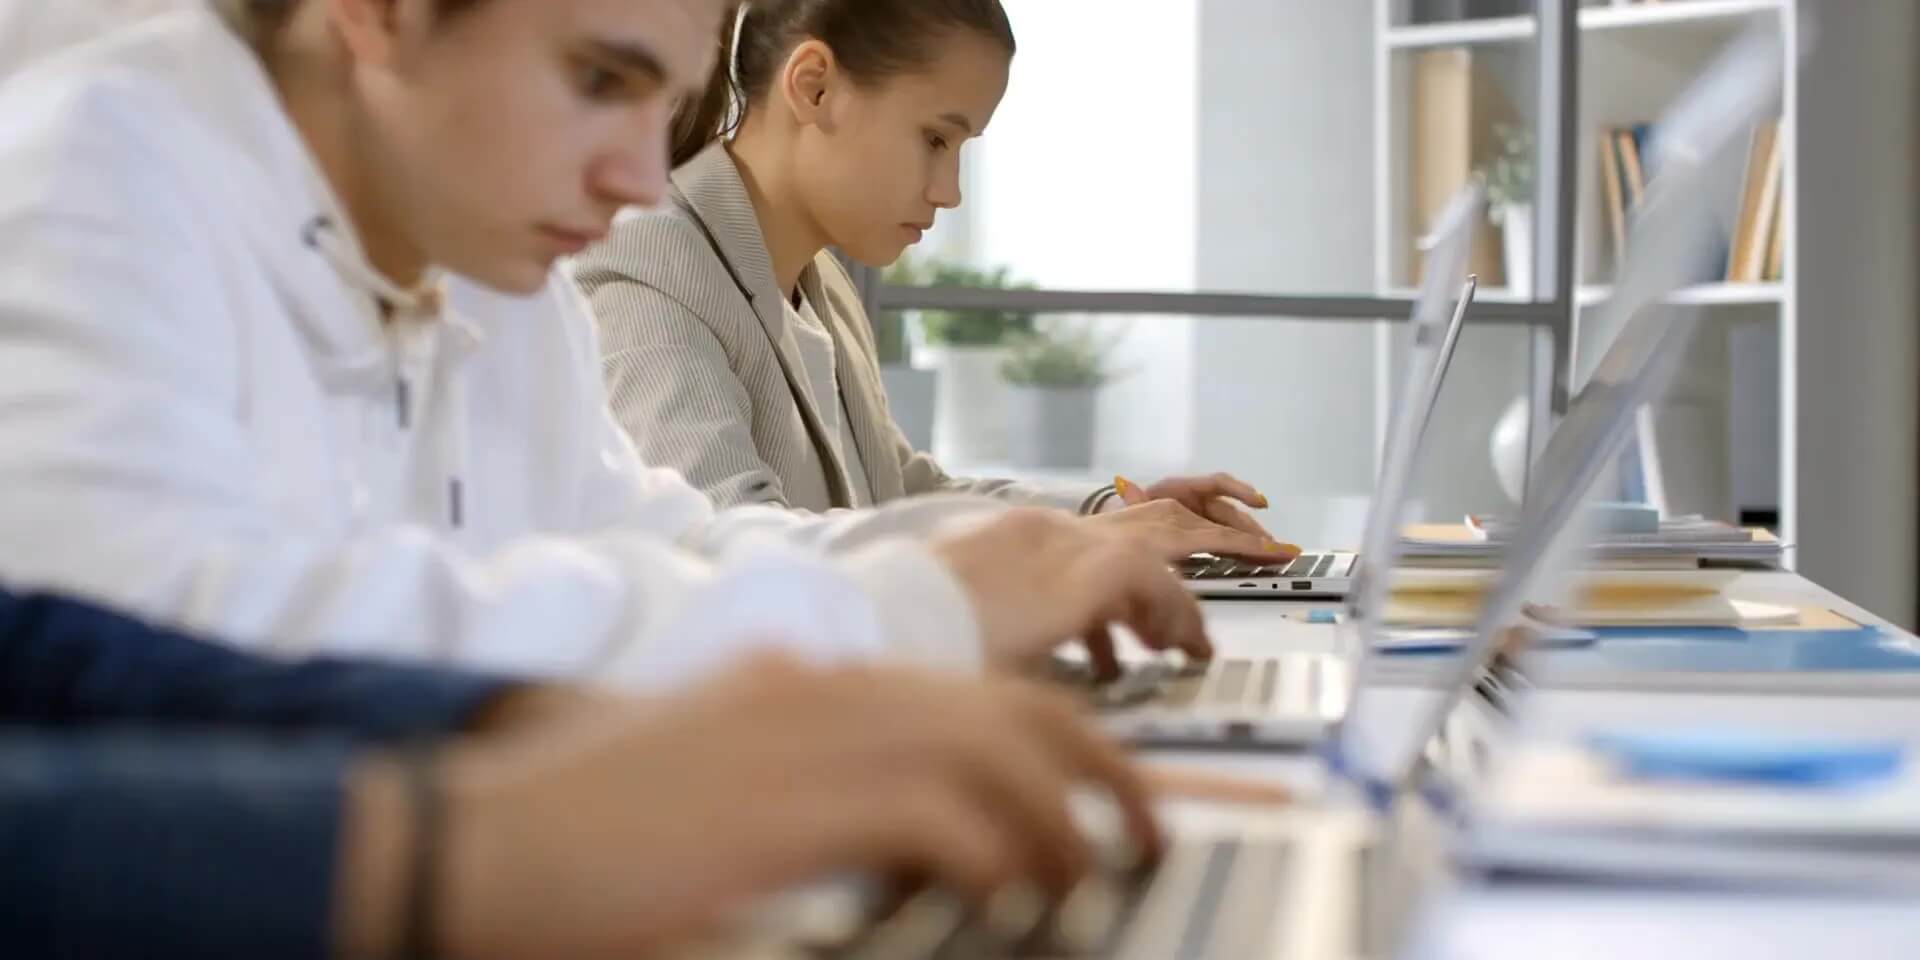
[1087,499,1299,563]
[442,655,1168,958]
[1044,651,1208,710]
[831,831,1294,959]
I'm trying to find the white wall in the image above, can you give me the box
[1794,3,1920,628]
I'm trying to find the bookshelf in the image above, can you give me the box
[1373,0,1798,552]
[1383,0,1785,49]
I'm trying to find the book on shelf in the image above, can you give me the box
[1598,121,1739,287]
[1615,128,1647,212]
[1409,49,1511,286]
[1764,186,1787,281]
[1727,119,1783,283]
[1757,121,1786,282]
[1598,128,1629,272]
[1630,124,1655,181]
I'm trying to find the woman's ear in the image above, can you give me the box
[781,39,837,128]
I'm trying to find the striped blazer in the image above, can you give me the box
[576,142,1106,514]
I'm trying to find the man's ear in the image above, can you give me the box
[781,39,838,128]
[323,0,423,65]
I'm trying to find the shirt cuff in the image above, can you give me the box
[837,541,984,674]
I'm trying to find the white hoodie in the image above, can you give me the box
[0,4,996,689]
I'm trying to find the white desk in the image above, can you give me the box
[1168,573,1920,958]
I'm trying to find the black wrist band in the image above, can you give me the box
[400,741,444,960]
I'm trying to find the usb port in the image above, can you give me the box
[1291,581,1313,591]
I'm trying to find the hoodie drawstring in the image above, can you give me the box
[303,215,471,532]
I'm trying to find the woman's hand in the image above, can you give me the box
[1111,473,1282,542]
[1091,474,1299,562]
[1085,499,1297,564]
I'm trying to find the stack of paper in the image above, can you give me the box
[1469,513,1749,544]
[1459,734,1920,892]
[1399,521,1785,569]
[1383,592,1796,629]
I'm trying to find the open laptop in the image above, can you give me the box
[808,366,1529,957]
[1181,272,1478,600]
[1350,15,1783,736]
[1064,185,1486,750]
[1288,18,1818,872]
[1089,57,1797,931]
[818,551,1501,960]
[1428,32,1913,892]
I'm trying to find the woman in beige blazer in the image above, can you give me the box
[578,0,1293,560]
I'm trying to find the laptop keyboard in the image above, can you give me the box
[1056,657,1284,713]
[827,836,1296,959]
[1179,553,1339,580]
[1210,659,1254,706]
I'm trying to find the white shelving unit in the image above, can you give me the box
[1381,281,1787,306]
[1371,0,1798,551]
[1578,281,1786,307]
[1383,0,1785,49]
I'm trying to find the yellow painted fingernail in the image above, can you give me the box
[1267,541,1300,554]
[1113,475,1133,497]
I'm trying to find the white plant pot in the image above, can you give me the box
[919,344,1011,465]
[878,365,938,452]
[1499,203,1533,298]
[1005,385,1098,470]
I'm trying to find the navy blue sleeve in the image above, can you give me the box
[0,732,354,960]
[0,588,519,741]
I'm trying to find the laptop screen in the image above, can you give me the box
[1374,24,1787,792]
[1334,183,1482,781]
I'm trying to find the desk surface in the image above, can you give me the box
[1171,570,1920,957]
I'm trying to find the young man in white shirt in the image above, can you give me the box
[0,0,1217,687]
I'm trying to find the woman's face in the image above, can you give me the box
[789,29,1011,268]
[341,0,724,293]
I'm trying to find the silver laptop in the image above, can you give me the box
[1441,24,1792,705]
[818,427,1515,960]
[1070,186,1486,750]
[811,804,1393,960]
[752,278,1520,948]
[1182,271,1479,600]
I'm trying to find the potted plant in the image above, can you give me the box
[887,254,1035,464]
[1483,122,1534,297]
[998,324,1120,470]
